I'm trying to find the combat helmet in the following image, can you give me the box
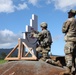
[40,22,47,28]
[68,9,76,15]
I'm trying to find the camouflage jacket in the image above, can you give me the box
[62,17,76,42]
[33,29,52,47]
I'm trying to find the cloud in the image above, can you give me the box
[0,0,76,13]
[0,0,28,13]
[52,0,76,11]
[28,0,38,6]
[0,29,22,48]
[0,43,12,48]
[0,0,14,13]
[52,34,64,42]
[46,0,51,4]
[15,2,28,10]
[45,0,76,12]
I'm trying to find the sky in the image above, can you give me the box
[0,0,76,56]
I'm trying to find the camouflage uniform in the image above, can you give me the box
[33,22,52,61]
[62,9,76,75]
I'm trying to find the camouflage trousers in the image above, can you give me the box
[64,42,76,73]
[36,46,50,61]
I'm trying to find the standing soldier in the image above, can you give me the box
[61,9,76,75]
[31,22,52,61]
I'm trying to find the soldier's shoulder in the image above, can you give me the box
[43,29,49,33]
[67,17,76,21]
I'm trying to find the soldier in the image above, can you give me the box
[61,9,76,75]
[31,22,52,61]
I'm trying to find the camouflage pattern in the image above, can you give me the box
[36,29,52,46]
[68,9,76,14]
[32,22,52,61]
[64,42,73,68]
[62,14,76,74]
[36,46,50,61]
[40,22,47,28]
[46,59,62,67]
[62,17,76,42]
[36,29,52,61]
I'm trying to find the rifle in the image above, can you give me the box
[30,29,39,38]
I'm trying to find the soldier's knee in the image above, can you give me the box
[64,42,74,54]
[65,54,72,68]
[65,54,72,60]
[67,61,72,68]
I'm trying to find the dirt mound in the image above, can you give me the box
[0,61,65,75]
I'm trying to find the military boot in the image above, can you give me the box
[53,60,62,67]
[71,66,75,75]
[46,59,62,67]
[39,57,46,61]
[59,67,71,75]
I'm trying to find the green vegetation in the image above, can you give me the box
[0,60,7,64]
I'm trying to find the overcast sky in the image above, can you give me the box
[0,0,76,55]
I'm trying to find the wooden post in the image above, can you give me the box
[18,38,21,59]
[5,38,37,60]
[4,44,19,60]
[21,43,25,57]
